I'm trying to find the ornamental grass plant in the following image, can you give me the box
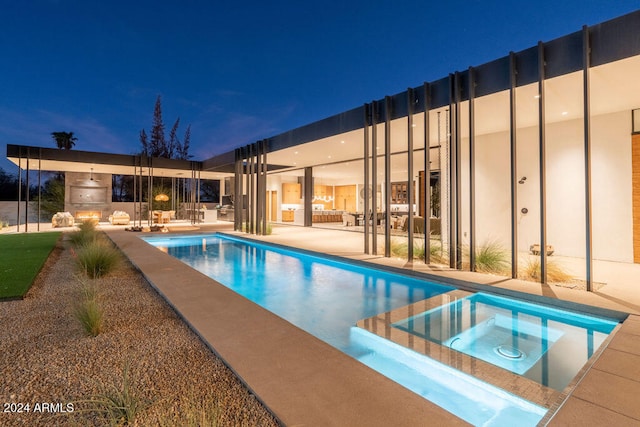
[471,241,510,275]
[519,257,573,283]
[76,238,120,279]
[77,361,151,426]
[74,278,104,337]
[68,220,98,246]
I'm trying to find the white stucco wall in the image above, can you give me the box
[591,110,633,262]
[466,110,632,263]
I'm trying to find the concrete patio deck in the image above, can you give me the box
[104,223,639,426]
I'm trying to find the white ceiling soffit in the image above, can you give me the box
[267,54,640,171]
[6,157,230,180]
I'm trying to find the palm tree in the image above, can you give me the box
[51,131,78,150]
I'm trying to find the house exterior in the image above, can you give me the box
[208,10,640,288]
[7,10,640,289]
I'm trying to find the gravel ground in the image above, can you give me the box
[0,233,280,426]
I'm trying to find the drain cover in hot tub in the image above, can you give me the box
[495,345,526,360]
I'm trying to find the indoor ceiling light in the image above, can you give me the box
[154,193,169,202]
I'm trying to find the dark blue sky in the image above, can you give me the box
[1,1,639,171]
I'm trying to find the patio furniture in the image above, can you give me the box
[158,211,172,224]
[398,215,408,231]
[401,216,424,233]
[52,212,74,227]
[108,210,130,225]
[342,212,356,226]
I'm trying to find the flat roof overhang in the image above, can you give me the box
[202,9,640,173]
[6,144,232,180]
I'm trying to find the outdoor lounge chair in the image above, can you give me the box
[108,210,130,225]
[52,212,74,227]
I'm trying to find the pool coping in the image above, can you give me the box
[106,229,470,426]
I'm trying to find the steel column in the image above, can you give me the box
[246,144,252,232]
[384,96,392,258]
[509,52,519,279]
[538,41,548,284]
[148,158,152,226]
[197,168,201,219]
[407,88,415,261]
[364,103,371,254]
[371,101,379,255]
[454,72,462,270]
[469,67,476,271]
[17,148,21,229]
[304,167,313,227]
[256,141,262,234]
[38,149,41,231]
[234,148,241,230]
[25,152,29,232]
[448,75,455,268]
[423,82,431,264]
[583,26,594,291]
[244,147,250,232]
[262,140,268,235]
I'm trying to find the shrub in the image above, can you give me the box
[79,362,150,426]
[413,239,426,261]
[74,281,103,337]
[69,221,98,246]
[384,238,446,263]
[519,257,573,283]
[76,239,120,278]
[389,238,408,258]
[428,240,447,264]
[472,241,510,275]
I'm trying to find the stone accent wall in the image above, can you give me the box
[64,172,112,221]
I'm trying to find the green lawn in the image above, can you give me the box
[0,232,61,299]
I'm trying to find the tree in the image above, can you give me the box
[139,129,149,157]
[51,132,77,150]
[178,124,191,160]
[199,179,220,202]
[0,168,20,200]
[149,96,165,157]
[139,95,192,159]
[38,175,65,216]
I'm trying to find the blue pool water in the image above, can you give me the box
[143,233,615,426]
[393,293,617,389]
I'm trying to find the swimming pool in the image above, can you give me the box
[143,233,616,426]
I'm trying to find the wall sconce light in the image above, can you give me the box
[518,176,527,184]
